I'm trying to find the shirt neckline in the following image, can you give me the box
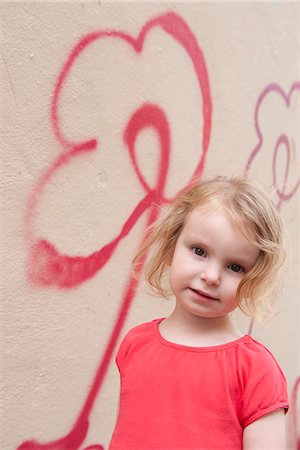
[153,318,251,352]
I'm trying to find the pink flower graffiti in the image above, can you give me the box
[245,82,300,210]
[20,11,212,450]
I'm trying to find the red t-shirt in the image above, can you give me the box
[109,318,288,450]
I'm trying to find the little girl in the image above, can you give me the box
[109,176,289,450]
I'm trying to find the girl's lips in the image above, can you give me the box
[189,288,219,301]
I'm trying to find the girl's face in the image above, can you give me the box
[169,204,260,320]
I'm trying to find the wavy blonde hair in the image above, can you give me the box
[133,176,285,321]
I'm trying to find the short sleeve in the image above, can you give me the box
[241,340,289,428]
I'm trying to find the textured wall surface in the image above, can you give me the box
[1,2,299,449]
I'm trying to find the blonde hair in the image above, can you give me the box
[134,176,285,321]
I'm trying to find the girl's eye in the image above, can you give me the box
[192,247,206,257]
[228,263,245,273]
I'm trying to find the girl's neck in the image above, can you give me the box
[160,307,243,347]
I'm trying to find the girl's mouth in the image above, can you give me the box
[189,288,218,301]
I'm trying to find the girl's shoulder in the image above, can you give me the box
[115,319,159,373]
[235,336,288,392]
[121,318,159,342]
[117,318,160,354]
[238,336,285,371]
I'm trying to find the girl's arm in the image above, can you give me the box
[243,409,286,449]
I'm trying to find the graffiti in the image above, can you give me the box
[19,11,212,450]
[25,11,212,289]
[245,82,300,210]
[245,81,300,337]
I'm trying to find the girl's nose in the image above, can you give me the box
[200,265,220,286]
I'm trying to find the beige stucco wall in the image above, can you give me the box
[1,2,299,449]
